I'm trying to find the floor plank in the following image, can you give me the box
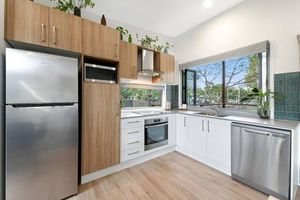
[69,152,267,200]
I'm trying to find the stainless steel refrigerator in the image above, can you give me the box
[5,48,79,200]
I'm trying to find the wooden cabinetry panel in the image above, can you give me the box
[83,20,120,61]
[81,83,120,175]
[5,0,49,47]
[119,41,138,79]
[153,53,175,83]
[49,9,82,52]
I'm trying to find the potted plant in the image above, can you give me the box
[51,0,95,17]
[163,42,174,54]
[116,26,129,41]
[154,44,164,52]
[241,87,284,119]
[136,34,158,49]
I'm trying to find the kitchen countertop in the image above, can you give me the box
[121,110,300,131]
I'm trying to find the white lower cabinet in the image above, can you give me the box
[168,114,177,147]
[206,118,231,174]
[177,114,231,175]
[187,116,206,161]
[176,114,188,150]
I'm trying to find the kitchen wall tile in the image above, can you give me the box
[166,85,178,109]
[274,72,300,121]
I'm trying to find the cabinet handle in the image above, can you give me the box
[128,131,139,135]
[128,121,139,124]
[128,141,140,145]
[202,120,204,132]
[114,44,118,58]
[41,24,46,42]
[184,117,186,127]
[128,151,139,156]
[207,121,210,133]
[52,26,57,45]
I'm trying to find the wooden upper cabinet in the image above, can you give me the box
[5,0,49,47]
[119,41,138,79]
[81,83,120,175]
[83,19,120,61]
[49,8,82,53]
[153,53,175,83]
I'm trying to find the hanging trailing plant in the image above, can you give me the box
[116,26,129,41]
[50,0,95,17]
[136,34,159,49]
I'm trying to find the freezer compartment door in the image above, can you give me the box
[6,48,78,104]
[6,104,78,200]
[232,124,290,200]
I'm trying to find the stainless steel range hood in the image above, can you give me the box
[138,48,161,77]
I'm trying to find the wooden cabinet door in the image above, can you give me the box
[187,116,206,160]
[154,53,175,83]
[49,8,82,53]
[5,0,49,47]
[83,20,120,61]
[82,83,120,175]
[206,118,231,174]
[119,41,138,79]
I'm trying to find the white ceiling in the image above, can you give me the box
[86,0,245,37]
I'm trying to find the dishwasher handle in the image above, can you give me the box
[244,129,270,136]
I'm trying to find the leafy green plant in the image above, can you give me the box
[51,0,95,13]
[163,42,174,54]
[116,27,128,40]
[241,87,284,119]
[136,34,158,49]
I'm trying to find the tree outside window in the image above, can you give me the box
[183,53,266,110]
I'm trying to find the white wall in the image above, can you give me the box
[175,0,300,117]
[0,0,5,198]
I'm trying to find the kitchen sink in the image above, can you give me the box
[194,112,229,117]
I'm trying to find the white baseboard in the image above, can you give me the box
[81,146,176,184]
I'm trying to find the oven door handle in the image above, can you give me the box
[145,123,168,128]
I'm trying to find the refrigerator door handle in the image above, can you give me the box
[11,103,76,108]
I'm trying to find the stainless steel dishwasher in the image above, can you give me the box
[231,123,291,200]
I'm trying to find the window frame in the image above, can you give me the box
[182,52,269,109]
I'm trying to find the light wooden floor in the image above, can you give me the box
[69,152,267,200]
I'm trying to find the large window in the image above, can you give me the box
[121,85,163,108]
[182,52,268,109]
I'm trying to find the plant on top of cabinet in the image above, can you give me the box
[50,0,95,17]
[241,87,284,119]
[116,26,128,41]
[163,42,174,54]
[136,34,159,49]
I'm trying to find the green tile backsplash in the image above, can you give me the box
[274,72,300,121]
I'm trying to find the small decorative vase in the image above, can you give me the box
[128,34,132,43]
[101,15,106,26]
[120,34,123,41]
[74,7,81,17]
[257,105,269,119]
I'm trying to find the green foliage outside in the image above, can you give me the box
[186,54,261,109]
[121,88,162,108]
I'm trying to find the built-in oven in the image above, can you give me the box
[144,117,168,151]
[84,63,117,84]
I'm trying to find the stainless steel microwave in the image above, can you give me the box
[84,63,117,84]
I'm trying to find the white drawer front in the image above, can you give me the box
[121,146,144,162]
[121,118,143,129]
[121,127,144,140]
[121,137,143,151]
